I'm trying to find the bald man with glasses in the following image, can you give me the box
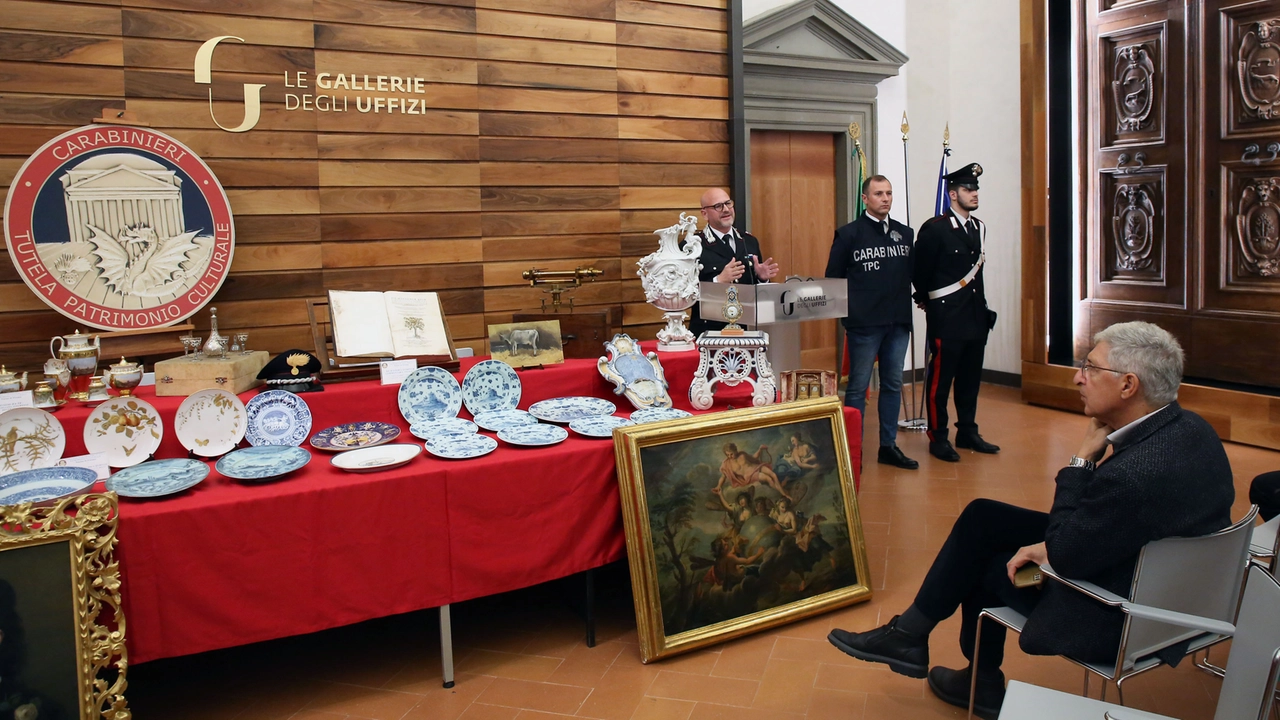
[689,187,780,335]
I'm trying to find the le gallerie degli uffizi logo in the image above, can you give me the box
[197,35,442,133]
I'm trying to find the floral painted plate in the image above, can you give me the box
[497,424,569,447]
[83,397,163,468]
[424,433,498,460]
[397,366,463,425]
[472,409,538,432]
[462,360,521,416]
[528,396,616,423]
[310,421,401,452]
[0,407,65,475]
[568,415,634,438]
[409,417,478,440]
[216,446,312,482]
[628,407,693,424]
[245,390,312,447]
[0,466,96,505]
[175,389,247,457]
[331,443,422,473]
[106,459,209,499]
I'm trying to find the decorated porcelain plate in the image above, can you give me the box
[424,433,498,460]
[528,396,616,423]
[106,459,209,499]
[331,443,422,473]
[175,389,247,457]
[629,407,693,424]
[398,366,463,425]
[310,421,401,452]
[472,409,538,432]
[0,407,65,475]
[216,446,312,482]
[410,417,478,440]
[245,390,312,447]
[0,466,96,505]
[462,360,521,416]
[497,424,569,447]
[83,397,164,468]
[569,415,634,438]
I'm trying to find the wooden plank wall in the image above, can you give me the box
[0,0,731,368]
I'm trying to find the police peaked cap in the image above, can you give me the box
[945,163,983,190]
[257,349,322,380]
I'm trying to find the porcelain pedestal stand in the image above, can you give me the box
[689,331,777,410]
[656,311,696,352]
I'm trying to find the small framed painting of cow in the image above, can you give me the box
[487,320,565,368]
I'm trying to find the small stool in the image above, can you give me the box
[689,331,777,409]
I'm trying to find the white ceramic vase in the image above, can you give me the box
[638,213,702,352]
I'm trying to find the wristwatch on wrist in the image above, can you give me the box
[1068,456,1096,471]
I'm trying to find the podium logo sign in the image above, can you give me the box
[3,125,235,331]
[780,280,833,318]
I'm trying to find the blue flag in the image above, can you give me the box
[934,146,952,217]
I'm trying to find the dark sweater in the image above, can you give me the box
[1019,402,1235,663]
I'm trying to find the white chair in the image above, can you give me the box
[969,507,1259,718]
[997,564,1280,720]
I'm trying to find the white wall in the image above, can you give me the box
[744,0,1023,375]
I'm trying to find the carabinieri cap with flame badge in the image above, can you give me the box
[258,350,323,393]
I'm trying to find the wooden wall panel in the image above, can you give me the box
[0,0,731,367]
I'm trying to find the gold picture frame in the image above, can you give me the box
[0,493,128,718]
[613,396,872,662]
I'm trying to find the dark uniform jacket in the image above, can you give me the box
[1020,403,1236,663]
[912,209,992,340]
[691,227,763,335]
[824,212,914,328]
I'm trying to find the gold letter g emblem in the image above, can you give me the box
[195,36,264,133]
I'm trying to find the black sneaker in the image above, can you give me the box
[827,616,929,678]
[878,445,919,470]
[926,665,1006,720]
[929,440,960,462]
[955,433,1000,454]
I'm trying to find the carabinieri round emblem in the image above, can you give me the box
[4,125,234,331]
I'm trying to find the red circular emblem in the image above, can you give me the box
[4,125,234,331]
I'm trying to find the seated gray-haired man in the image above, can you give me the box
[827,321,1235,719]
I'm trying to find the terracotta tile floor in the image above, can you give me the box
[128,385,1280,719]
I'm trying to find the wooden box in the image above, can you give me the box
[513,308,615,359]
[153,351,270,397]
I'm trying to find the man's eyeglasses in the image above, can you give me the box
[702,200,734,212]
[1078,359,1126,376]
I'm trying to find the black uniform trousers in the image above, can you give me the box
[924,332,988,444]
[912,499,1048,671]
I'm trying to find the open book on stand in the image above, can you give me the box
[327,290,457,363]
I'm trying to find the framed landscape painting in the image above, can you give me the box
[613,396,872,662]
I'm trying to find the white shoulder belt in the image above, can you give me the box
[927,215,986,300]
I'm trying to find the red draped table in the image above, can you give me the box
[52,343,860,663]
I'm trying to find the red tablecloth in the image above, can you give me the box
[53,343,860,663]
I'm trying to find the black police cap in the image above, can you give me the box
[945,163,983,190]
[257,349,322,380]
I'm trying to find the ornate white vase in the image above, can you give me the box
[638,213,702,352]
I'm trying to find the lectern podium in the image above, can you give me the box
[698,278,848,373]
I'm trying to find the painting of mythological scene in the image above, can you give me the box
[487,321,564,368]
[614,398,871,662]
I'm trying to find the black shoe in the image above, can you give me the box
[929,440,960,462]
[878,445,919,470]
[955,432,1000,453]
[926,666,1005,720]
[827,616,929,678]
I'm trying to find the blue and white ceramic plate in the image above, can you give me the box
[331,443,422,473]
[472,409,538,432]
[569,415,634,438]
[425,433,498,460]
[217,446,311,482]
[398,366,463,425]
[0,466,96,506]
[528,396,616,423]
[0,407,65,474]
[462,360,521,416]
[106,459,208,499]
[245,390,313,447]
[629,407,693,424]
[310,421,401,452]
[410,417,478,440]
[497,424,569,447]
